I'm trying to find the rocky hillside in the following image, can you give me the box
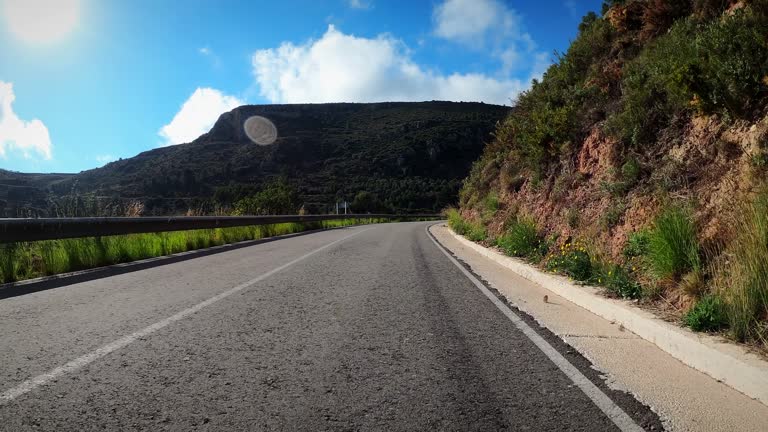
[0,169,74,217]
[1,101,508,217]
[455,0,768,348]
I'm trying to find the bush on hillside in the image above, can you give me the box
[609,8,768,146]
[491,16,613,173]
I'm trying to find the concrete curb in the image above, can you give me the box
[441,224,768,407]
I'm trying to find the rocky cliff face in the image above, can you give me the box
[457,0,768,333]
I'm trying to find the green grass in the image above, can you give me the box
[496,217,546,261]
[447,207,471,235]
[0,218,391,284]
[481,192,500,221]
[447,208,487,242]
[646,205,701,281]
[466,224,488,242]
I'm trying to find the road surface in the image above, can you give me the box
[0,222,659,431]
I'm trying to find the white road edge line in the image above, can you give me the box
[425,225,645,432]
[0,227,372,405]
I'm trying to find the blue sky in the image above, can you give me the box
[0,0,602,173]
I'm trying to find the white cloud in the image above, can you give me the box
[433,0,548,75]
[0,81,52,160]
[159,87,243,146]
[348,0,372,9]
[251,25,525,106]
[433,0,506,43]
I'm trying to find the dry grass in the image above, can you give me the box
[713,191,768,345]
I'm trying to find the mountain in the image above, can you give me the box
[0,169,74,217]
[0,101,509,217]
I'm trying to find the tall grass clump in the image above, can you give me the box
[714,192,768,343]
[0,243,19,283]
[496,217,545,260]
[646,205,701,281]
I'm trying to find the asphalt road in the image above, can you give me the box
[0,222,658,431]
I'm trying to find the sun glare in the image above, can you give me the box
[2,0,81,44]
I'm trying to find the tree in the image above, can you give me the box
[351,191,382,213]
[233,178,300,215]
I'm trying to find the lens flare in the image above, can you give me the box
[244,116,277,145]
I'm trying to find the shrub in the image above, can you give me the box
[646,205,701,280]
[547,240,593,282]
[624,230,650,258]
[491,16,613,173]
[466,223,488,242]
[694,8,768,115]
[497,217,545,260]
[609,8,768,146]
[592,262,643,299]
[607,18,699,146]
[684,294,727,332]
[621,157,641,185]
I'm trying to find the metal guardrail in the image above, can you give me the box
[0,214,440,243]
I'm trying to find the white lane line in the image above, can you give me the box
[1,227,371,405]
[425,226,645,432]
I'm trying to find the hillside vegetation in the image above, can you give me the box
[0,101,507,217]
[455,0,768,348]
